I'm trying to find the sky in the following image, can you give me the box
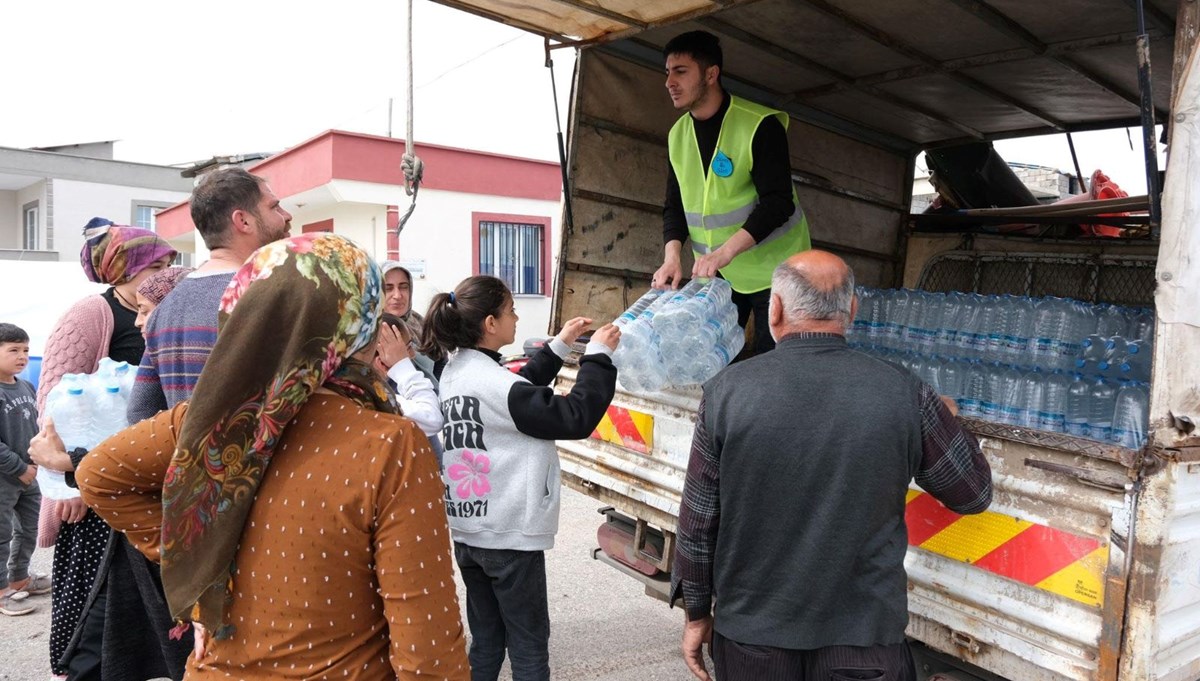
[982,128,1164,195]
[1,0,577,165]
[1,0,1166,195]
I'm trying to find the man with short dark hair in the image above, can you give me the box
[671,250,993,681]
[653,30,811,355]
[126,167,292,423]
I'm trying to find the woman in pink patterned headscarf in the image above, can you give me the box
[35,217,175,678]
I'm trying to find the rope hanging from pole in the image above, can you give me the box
[397,0,423,236]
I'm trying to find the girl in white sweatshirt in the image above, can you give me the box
[419,275,620,681]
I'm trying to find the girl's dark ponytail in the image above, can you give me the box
[419,276,511,362]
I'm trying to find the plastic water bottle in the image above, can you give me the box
[1019,367,1046,428]
[613,291,671,393]
[876,290,895,349]
[657,279,732,350]
[889,289,914,351]
[117,363,135,395]
[1062,300,1095,366]
[937,357,965,401]
[1095,304,1129,338]
[1065,374,1091,437]
[651,279,707,343]
[1129,308,1155,345]
[92,385,129,441]
[1111,381,1150,449]
[980,362,1006,421]
[851,287,873,343]
[867,289,890,344]
[997,365,1025,426]
[614,289,666,328]
[1115,340,1151,382]
[959,360,987,417]
[1087,377,1118,442]
[902,292,928,351]
[616,332,667,393]
[1002,296,1034,361]
[689,345,733,384]
[1037,370,1070,433]
[984,296,1012,362]
[674,304,739,358]
[937,292,965,355]
[1031,297,1067,370]
[908,354,933,390]
[1102,336,1127,363]
[1081,334,1107,362]
[658,280,740,384]
[48,384,94,450]
[1073,357,1102,378]
[958,294,985,360]
[918,292,945,355]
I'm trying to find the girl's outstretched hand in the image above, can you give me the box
[556,317,594,346]
[591,323,621,351]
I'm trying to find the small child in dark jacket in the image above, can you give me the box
[0,323,47,616]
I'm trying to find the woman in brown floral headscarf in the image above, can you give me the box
[77,234,468,680]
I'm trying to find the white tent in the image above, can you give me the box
[1,261,107,358]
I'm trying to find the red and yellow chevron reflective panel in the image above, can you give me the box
[590,405,653,454]
[905,490,1108,607]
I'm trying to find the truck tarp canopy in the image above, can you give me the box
[435,0,1179,150]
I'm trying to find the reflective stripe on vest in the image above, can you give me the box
[693,204,807,254]
[668,95,811,294]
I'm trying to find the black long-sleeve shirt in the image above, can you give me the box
[476,340,617,441]
[663,92,796,246]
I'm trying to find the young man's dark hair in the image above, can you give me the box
[0,324,29,345]
[189,167,266,250]
[663,30,723,73]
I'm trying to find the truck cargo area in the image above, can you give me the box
[432,1,1200,679]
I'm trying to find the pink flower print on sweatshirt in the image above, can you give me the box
[448,449,491,500]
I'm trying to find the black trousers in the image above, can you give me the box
[454,543,550,681]
[65,576,104,681]
[731,288,775,355]
[713,630,916,681]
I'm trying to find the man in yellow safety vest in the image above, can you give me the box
[652,30,811,354]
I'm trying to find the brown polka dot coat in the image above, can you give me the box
[77,394,470,680]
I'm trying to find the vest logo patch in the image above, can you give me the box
[711,149,734,177]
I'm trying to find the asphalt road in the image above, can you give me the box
[1,488,695,680]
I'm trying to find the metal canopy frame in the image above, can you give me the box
[436,0,1178,155]
[790,0,1072,133]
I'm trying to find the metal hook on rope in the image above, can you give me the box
[396,0,422,236]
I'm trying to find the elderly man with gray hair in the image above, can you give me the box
[670,250,993,681]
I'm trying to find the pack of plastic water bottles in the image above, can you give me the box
[611,279,744,394]
[37,358,136,499]
[847,287,1154,449]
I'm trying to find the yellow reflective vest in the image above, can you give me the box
[668,95,810,294]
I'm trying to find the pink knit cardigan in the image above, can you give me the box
[35,293,114,548]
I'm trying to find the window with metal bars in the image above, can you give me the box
[478,220,546,295]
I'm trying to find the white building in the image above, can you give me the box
[0,143,196,357]
[157,130,563,354]
[0,141,193,264]
[912,160,1082,212]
